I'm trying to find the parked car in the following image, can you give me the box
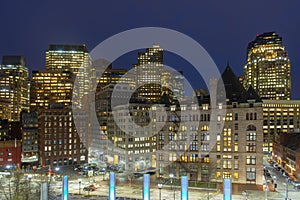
[83,185,96,191]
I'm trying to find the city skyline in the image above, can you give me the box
[1,1,300,98]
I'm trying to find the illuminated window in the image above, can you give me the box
[246,156,256,165]
[223,172,232,178]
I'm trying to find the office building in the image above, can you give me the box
[96,65,129,91]
[38,104,88,167]
[262,100,300,153]
[45,44,91,108]
[156,65,263,189]
[173,70,184,100]
[0,119,9,141]
[243,32,291,100]
[0,119,22,141]
[30,69,88,167]
[30,70,74,111]
[106,102,156,170]
[0,56,29,121]
[0,99,11,121]
[133,45,163,102]
[21,111,39,165]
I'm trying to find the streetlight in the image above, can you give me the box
[169,173,175,200]
[78,178,82,195]
[158,183,162,200]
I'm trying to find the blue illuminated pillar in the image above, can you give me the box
[223,178,232,200]
[109,172,116,200]
[181,176,188,200]
[143,174,150,200]
[62,176,68,200]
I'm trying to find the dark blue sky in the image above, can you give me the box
[1,0,300,98]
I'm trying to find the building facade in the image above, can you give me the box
[262,100,300,153]
[30,69,88,167]
[155,101,263,186]
[45,44,91,108]
[0,56,29,121]
[21,111,39,165]
[272,133,300,181]
[243,32,291,100]
[0,140,22,169]
[30,70,74,111]
[38,105,88,167]
[155,65,264,188]
[134,45,163,102]
[172,70,184,100]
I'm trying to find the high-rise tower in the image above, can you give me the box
[0,56,29,121]
[45,44,91,108]
[243,32,291,100]
[134,45,163,102]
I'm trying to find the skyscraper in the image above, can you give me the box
[243,32,291,100]
[134,45,163,102]
[45,44,91,108]
[173,70,184,100]
[0,56,29,121]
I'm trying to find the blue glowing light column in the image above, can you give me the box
[143,174,150,200]
[181,176,188,200]
[62,176,68,200]
[223,178,232,200]
[109,172,116,200]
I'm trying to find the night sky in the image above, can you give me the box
[1,0,300,98]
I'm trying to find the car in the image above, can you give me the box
[83,185,96,191]
[266,172,271,177]
[273,163,278,168]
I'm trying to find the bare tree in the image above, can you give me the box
[0,171,39,200]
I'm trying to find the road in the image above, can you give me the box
[263,156,298,200]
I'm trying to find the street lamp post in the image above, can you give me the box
[169,173,175,200]
[158,183,162,200]
[78,178,82,195]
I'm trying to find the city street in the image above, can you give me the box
[263,156,299,200]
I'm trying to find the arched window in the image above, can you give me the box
[254,113,257,120]
[246,113,249,120]
[247,125,256,131]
